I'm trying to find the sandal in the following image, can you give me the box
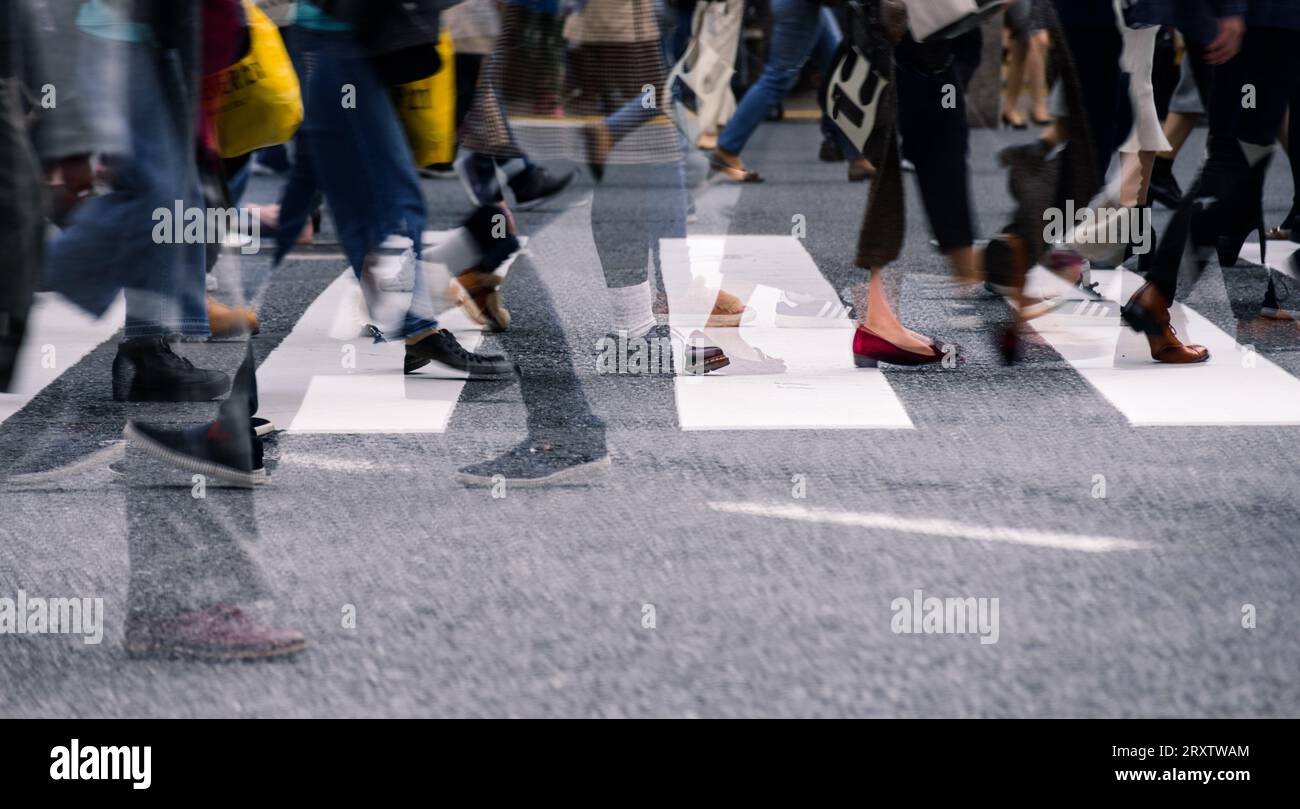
[709,151,764,183]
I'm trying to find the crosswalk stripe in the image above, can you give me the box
[0,292,125,427]
[662,235,914,431]
[710,501,1149,552]
[1023,266,1300,426]
[1238,239,1299,278]
[255,232,518,434]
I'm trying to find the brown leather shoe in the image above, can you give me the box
[847,159,876,182]
[653,287,754,327]
[207,297,259,338]
[456,269,510,332]
[1121,282,1209,364]
[125,604,305,661]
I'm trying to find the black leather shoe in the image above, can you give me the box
[404,330,518,379]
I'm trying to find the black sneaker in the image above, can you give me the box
[1148,157,1183,209]
[508,165,576,210]
[111,337,231,402]
[124,419,266,487]
[455,430,610,487]
[404,329,518,379]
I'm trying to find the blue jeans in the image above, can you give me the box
[717,0,849,157]
[275,27,436,339]
[46,41,208,338]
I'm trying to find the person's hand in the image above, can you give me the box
[1205,16,1245,65]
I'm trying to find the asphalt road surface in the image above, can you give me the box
[2,121,1298,717]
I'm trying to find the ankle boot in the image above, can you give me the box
[1120,282,1209,363]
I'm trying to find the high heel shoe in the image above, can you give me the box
[1001,112,1028,131]
[1120,282,1209,364]
[1218,220,1266,269]
[851,327,945,368]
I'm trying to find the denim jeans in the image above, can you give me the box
[275,26,436,339]
[46,41,208,338]
[717,0,848,157]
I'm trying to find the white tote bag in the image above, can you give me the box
[902,0,1005,42]
[668,0,743,140]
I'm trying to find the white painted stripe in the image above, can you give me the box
[1238,239,1299,278]
[255,232,520,434]
[1023,266,1300,426]
[710,501,1148,552]
[662,235,913,431]
[0,292,125,426]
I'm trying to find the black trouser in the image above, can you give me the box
[1286,80,1300,225]
[1059,22,1131,188]
[455,52,484,132]
[894,37,977,251]
[1146,28,1300,302]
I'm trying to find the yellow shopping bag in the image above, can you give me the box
[203,0,303,158]
[390,31,456,168]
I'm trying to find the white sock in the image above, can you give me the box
[608,280,655,338]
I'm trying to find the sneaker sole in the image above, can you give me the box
[454,454,611,488]
[684,353,730,375]
[123,422,267,488]
[403,356,519,380]
[7,441,126,486]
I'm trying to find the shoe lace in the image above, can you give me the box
[439,331,480,361]
[159,340,197,369]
